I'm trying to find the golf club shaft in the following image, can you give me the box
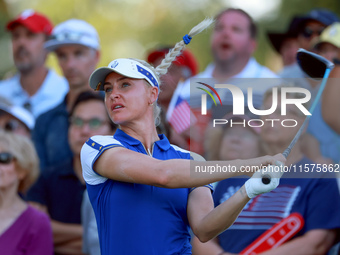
[262,67,332,184]
[283,67,331,157]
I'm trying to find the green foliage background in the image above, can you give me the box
[0,0,339,78]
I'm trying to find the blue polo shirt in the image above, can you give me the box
[81,129,213,255]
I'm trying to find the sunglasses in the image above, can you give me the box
[49,32,92,42]
[301,27,324,39]
[70,116,107,130]
[2,119,26,132]
[0,152,14,164]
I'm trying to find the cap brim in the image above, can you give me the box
[0,105,35,130]
[90,58,161,91]
[313,39,338,50]
[295,16,332,30]
[89,67,116,90]
[267,32,296,53]
[6,20,40,33]
[6,20,20,30]
[44,40,95,51]
[89,67,146,91]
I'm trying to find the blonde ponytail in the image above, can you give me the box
[155,18,214,77]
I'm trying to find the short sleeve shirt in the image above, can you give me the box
[0,69,68,118]
[213,157,340,253]
[81,129,213,255]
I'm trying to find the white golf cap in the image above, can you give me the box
[0,104,35,130]
[44,19,100,51]
[89,58,160,91]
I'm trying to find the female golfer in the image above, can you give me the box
[81,18,285,254]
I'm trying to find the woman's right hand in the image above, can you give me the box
[244,157,286,199]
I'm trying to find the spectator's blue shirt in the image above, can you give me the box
[32,96,72,170]
[213,157,340,253]
[26,158,86,224]
[307,101,340,163]
[81,129,213,255]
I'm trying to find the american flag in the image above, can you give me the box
[167,95,197,134]
[220,185,301,230]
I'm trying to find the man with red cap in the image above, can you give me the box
[147,47,200,151]
[0,9,68,118]
[147,47,198,112]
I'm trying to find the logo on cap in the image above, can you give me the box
[20,9,35,20]
[111,60,119,69]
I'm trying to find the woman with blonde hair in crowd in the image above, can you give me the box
[0,130,53,254]
[81,18,285,254]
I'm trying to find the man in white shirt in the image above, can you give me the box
[174,8,278,111]
[0,9,68,118]
[168,8,278,156]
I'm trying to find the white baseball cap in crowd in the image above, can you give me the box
[89,58,160,91]
[44,19,100,51]
[0,104,35,130]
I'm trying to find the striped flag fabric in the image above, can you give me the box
[226,185,301,230]
[167,95,197,134]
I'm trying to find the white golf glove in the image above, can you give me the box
[245,161,285,198]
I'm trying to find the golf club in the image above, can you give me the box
[262,48,334,184]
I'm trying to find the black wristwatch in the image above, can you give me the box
[332,58,340,65]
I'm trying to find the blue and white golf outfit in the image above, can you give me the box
[81,129,213,254]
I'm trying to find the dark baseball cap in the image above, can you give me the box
[297,9,340,30]
[267,16,301,53]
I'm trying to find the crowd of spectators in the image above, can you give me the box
[0,7,339,255]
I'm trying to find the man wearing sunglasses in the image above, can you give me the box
[279,9,340,170]
[0,9,68,118]
[280,8,339,86]
[32,19,100,170]
[297,9,339,51]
